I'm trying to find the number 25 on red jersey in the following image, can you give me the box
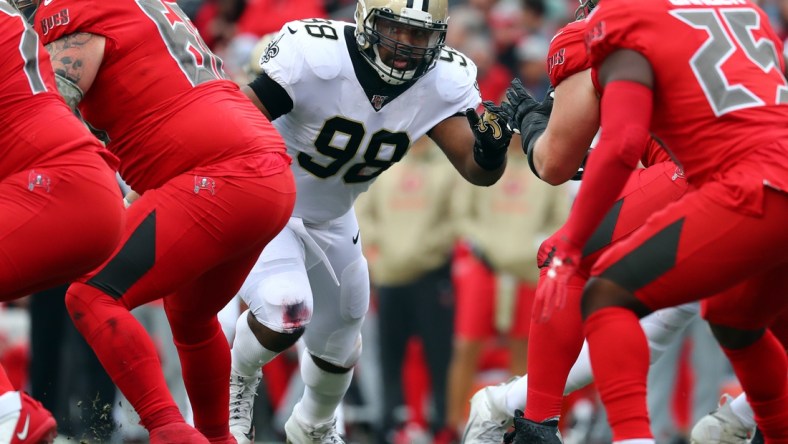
[672,7,788,116]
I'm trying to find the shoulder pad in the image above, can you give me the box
[281,19,349,80]
[433,46,479,104]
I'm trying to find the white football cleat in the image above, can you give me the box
[229,369,262,444]
[691,394,753,444]
[284,402,344,444]
[461,377,518,443]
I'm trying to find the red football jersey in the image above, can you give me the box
[34,0,287,191]
[548,20,589,87]
[0,5,112,179]
[547,18,671,167]
[586,0,788,190]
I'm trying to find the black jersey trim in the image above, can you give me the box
[248,72,294,120]
[600,218,684,293]
[87,210,157,299]
[582,198,624,257]
[344,25,415,112]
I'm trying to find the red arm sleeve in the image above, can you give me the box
[563,80,653,248]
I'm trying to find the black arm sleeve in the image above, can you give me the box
[247,72,294,120]
[521,116,548,179]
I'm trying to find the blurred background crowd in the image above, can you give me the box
[3,0,788,443]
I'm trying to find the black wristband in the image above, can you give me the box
[525,137,541,179]
[521,116,548,179]
[248,72,293,120]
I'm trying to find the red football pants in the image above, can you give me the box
[0,149,124,302]
[65,165,294,441]
[588,178,788,441]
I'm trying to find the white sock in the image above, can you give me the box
[640,303,698,364]
[231,309,280,376]
[298,349,353,424]
[505,375,529,413]
[614,440,654,444]
[730,393,756,429]
[564,341,594,395]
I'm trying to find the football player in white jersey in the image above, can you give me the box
[228,1,513,442]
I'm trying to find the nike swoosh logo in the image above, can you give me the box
[352,230,360,244]
[42,0,53,5]
[17,414,30,440]
[287,26,297,34]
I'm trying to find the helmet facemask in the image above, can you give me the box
[356,6,447,85]
[574,0,597,19]
[10,0,38,21]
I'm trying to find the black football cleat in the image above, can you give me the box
[503,410,562,444]
[750,428,763,444]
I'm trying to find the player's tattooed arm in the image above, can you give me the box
[45,32,105,111]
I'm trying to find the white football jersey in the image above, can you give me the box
[261,18,480,224]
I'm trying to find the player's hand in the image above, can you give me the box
[502,80,553,177]
[466,101,513,170]
[501,79,554,134]
[533,234,581,323]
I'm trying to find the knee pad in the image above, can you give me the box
[296,255,369,368]
[303,327,364,369]
[319,334,362,369]
[243,258,313,334]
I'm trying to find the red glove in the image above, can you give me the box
[533,235,582,323]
